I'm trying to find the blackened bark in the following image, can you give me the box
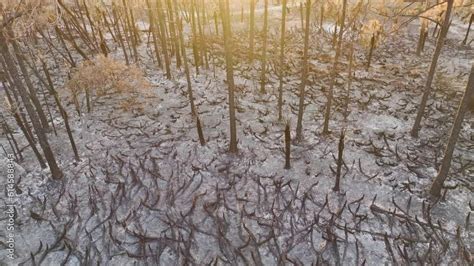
[411,0,454,137]
[284,122,291,169]
[295,0,311,141]
[333,130,345,192]
[430,64,474,197]
[0,33,63,179]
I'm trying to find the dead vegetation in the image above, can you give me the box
[0,0,472,264]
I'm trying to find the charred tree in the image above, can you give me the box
[0,33,63,179]
[196,116,206,146]
[156,0,172,79]
[411,0,454,137]
[366,34,375,69]
[323,0,347,135]
[249,0,256,63]
[333,129,345,192]
[462,13,472,45]
[220,0,238,153]
[9,31,51,132]
[145,0,163,68]
[260,0,269,94]
[178,18,197,116]
[278,0,288,120]
[112,3,130,65]
[42,61,80,162]
[190,0,201,73]
[284,122,291,169]
[430,64,474,197]
[344,43,354,121]
[295,0,311,141]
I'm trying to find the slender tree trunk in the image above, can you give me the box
[421,29,428,52]
[416,19,428,56]
[60,21,90,61]
[98,27,109,57]
[333,129,345,192]
[41,27,76,67]
[1,119,22,161]
[284,122,291,169]
[171,0,182,68]
[344,43,354,121]
[146,0,163,68]
[178,18,197,116]
[332,22,338,47]
[411,0,454,137]
[278,0,288,120]
[366,34,375,70]
[101,9,117,43]
[417,1,430,55]
[323,0,347,135]
[220,0,238,153]
[0,59,36,142]
[122,0,139,63]
[195,0,209,69]
[10,106,45,167]
[260,0,269,94]
[129,5,141,44]
[83,0,99,48]
[9,34,51,131]
[112,4,130,65]
[462,13,473,45]
[42,61,80,161]
[214,11,219,35]
[58,0,97,51]
[0,34,63,179]
[430,64,474,197]
[249,0,256,63]
[190,0,201,73]
[38,80,57,136]
[295,0,311,141]
[300,3,304,30]
[166,0,178,57]
[118,9,135,63]
[196,116,206,146]
[156,0,172,79]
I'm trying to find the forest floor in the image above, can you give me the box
[0,8,473,266]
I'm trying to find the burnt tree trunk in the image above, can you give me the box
[411,0,454,137]
[146,0,163,68]
[284,122,291,169]
[178,18,197,116]
[344,43,354,121]
[462,13,473,45]
[42,61,80,161]
[112,4,130,65]
[333,129,345,192]
[295,0,311,141]
[196,116,206,146]
[190,0,201,73]
[278,0,288,120]
[0,33,63,179]
[323,0,347,135]
[156,0,172,79]
[220,0,238,153]
[430,64,474,197]
[9,32,51,131]
[249,0,256,63]
[366,34,375,70]
[260,0,269,94]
